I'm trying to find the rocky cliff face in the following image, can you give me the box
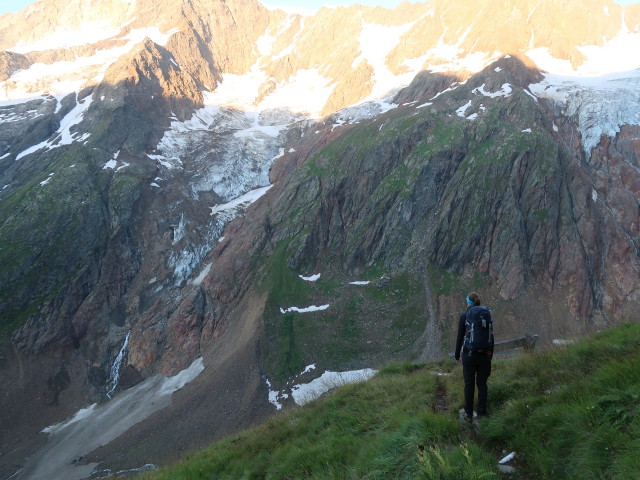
[0,0,639,477]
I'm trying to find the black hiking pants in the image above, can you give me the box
[462,350,492,417]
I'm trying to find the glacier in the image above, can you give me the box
[530,70,640,155]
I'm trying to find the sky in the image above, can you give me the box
[1,0,639,15]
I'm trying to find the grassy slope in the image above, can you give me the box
[141,323,640,480]
[259,240,428,383]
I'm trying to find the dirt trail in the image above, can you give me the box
[416,258,443,362]
[430,376,450,414]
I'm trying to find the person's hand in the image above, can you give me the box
[455,358,461,365]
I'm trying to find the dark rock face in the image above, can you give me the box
[247,57,638,333]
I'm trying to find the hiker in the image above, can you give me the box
[454,291,493,423]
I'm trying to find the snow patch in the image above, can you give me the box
[430,83,461,100]
[473,83,513,98]
[280,305,330,314]
[157,357,205,397]
[521,128,532,133]
[210,185,272,216]
[266,366,376,410]
[265,378,288,410]
[416,101,433,109]
[190,263,212,286]
[42,403,97,435]
[290,369,377,406]
[0,106,45,124]
[16,93,93,159]
[206,64,335,118]
[349,281,370,285]
[331,95,398,126]
[268,390,284,410]
[147,153,181,170]
[456,100,472,117]
[272,148,285,160]
[299,273,321,282]
[39,173,54,186]
[300,364,316,375]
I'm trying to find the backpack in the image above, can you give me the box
[463,306,493,353]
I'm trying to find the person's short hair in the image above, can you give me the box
[467,291,481,306]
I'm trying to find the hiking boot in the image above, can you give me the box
[459,408,472,425]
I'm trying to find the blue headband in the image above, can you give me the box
[466,296,474,307]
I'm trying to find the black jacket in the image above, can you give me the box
[454,308,494,360]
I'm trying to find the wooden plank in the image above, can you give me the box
[449,334,539,358]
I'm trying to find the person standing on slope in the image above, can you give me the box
[454,291,494,423]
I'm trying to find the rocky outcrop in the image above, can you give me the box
[0,50,30,81]
[386,0,632,73]
[585,124,640,319]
